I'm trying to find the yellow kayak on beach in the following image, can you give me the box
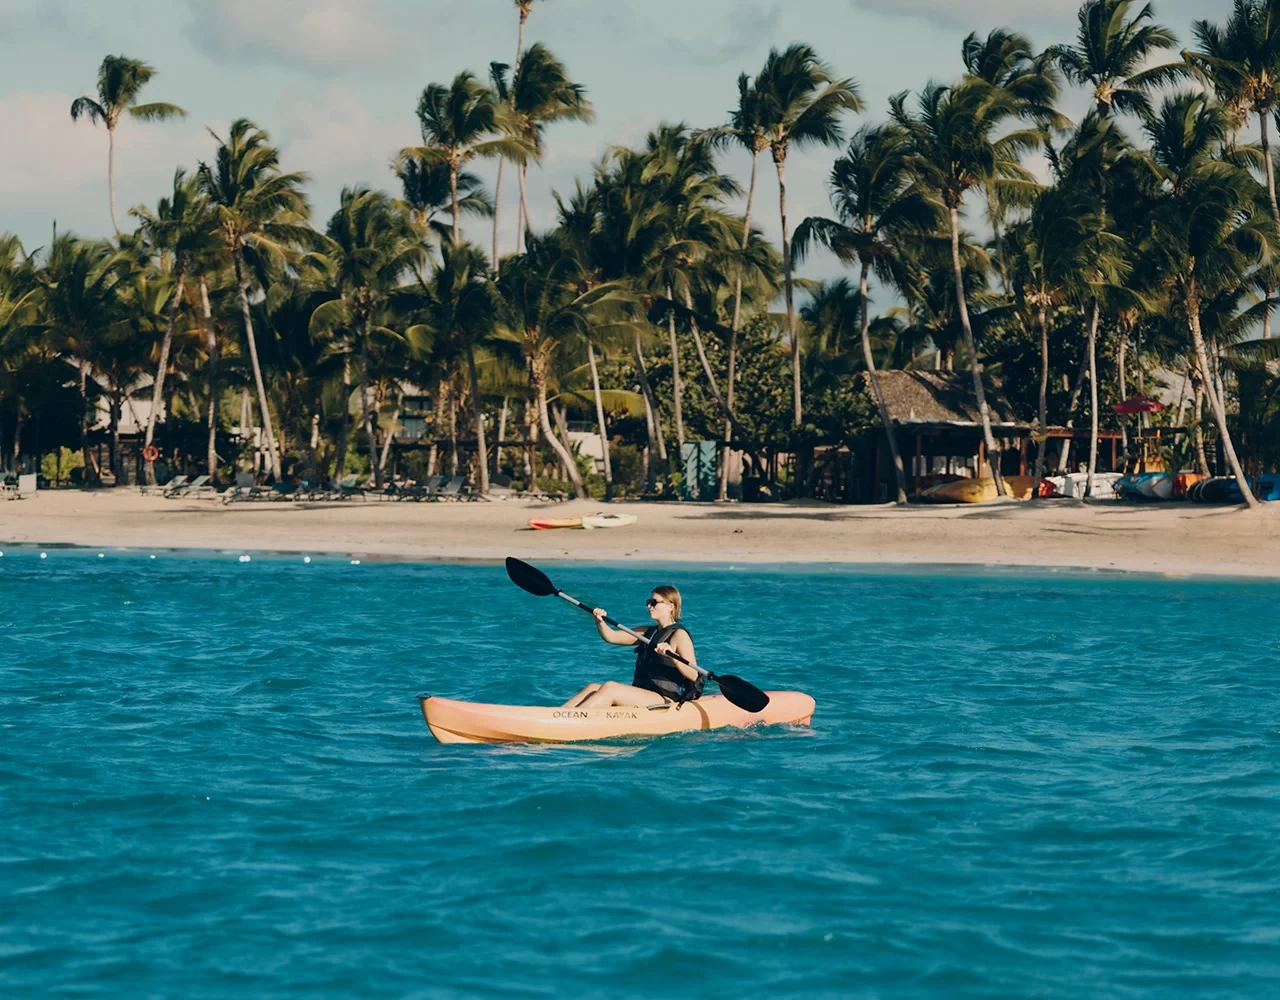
[921,475,1046,503]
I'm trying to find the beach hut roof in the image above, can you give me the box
[862,370,1027,428]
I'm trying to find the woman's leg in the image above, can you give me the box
[562,684,601,707]
[578,680,669,709]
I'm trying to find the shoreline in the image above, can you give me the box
[3,488,1280,581]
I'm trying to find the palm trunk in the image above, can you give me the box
[666,285,684,447]
[1186,281,1257,507]
[1033,304,1049,480]
[494,394,508,477]
[1261,110,1280,226]
[465,342,490,494]
[949,206,1004,493]
[684,287,759,472]
[200,279,219,481]
[358,314,382,488]
[378,386,402,474]
[860,261,907,504]
[79,360,96,484]
[1085,299,1100,499]
[517,162,533,256]
[537,377,586,497]
[634,331,663,491]
[1190,370,1210,476]
[775,153,802,428]
[1117,334,1128,467]
[1057,352,1089,473]
[492,157,505,273]
[448,383,459,476]
[721,149,759,500]
[586,341,612,500]
[144,261,187,484]
[108,126,120,237]
[233,255,282,479]
[334,343,352,481]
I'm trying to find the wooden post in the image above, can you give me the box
[977,437,985,479]
[1110,436,1116,471]
[914,434,922,493]
[873,440,882,500]
[1019,437,1027,476]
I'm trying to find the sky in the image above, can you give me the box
[1,0,1220,290]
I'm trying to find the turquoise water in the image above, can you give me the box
[2,549,1279,998]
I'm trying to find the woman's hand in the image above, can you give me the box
[654,641,673,656]
[592,607,608,622]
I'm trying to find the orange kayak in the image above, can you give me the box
[419,691,816,744]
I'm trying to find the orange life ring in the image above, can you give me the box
[142,445,160,462]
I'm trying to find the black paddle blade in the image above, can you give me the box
[506,556,557,597]
[712,673,770,714]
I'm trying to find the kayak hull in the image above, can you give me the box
[419,691,816,745]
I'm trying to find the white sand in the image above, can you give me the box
[3,489,1280,578]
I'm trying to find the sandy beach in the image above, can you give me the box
[3,489,1279,578]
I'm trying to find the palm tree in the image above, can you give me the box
[38,234,125,483]
[1185,1,1280,338]
[413,240,502,491]
[401,72,531,494]
[198,118,314,481]
[395,155,492,245]
[70,55,187,236]
[961,29,1065,289]
[753,44,863,428]
[1048,0,1185,117]
[891,79,1040,493]
[508,44,594,255]
[314,188,424,489]
[130,168,216,484]
[1135,92,1274,507]
[497,236,630,499]
[696,74,770,498]
[795,124,941,504]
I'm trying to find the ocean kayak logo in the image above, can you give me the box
[550,710,639,719]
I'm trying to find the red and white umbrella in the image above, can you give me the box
[1112,395,1166,415]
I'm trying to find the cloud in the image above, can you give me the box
[184,0,409,74]
[852,0,1074,30]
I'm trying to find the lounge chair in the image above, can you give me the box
[160,474,189,497]
[3,473,37,500]
[429,475,465,501]
[330,474,367,501]
[222,473,268,503]
[397,474,442,501]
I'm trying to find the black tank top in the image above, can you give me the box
[633,621,703,701]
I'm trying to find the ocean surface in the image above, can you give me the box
[1,548,1278,999]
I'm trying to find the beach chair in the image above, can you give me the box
[222,473,266,503]
[160,474,189,497]
[430,475,465,501]
[399,474,442,501]
[334,474,368,501]
[0,477,16,500]
[17,473,36,498]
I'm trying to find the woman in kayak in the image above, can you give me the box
[563,585,703,708]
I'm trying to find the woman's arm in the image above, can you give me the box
[654,629,699,682]
[592,607,642,646]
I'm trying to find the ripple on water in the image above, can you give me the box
[1,551,1279,997]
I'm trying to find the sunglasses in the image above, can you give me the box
[646,598,669,607]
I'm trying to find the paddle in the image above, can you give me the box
[504,556,770,713]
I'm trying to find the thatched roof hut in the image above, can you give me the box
[860,370,1028,429]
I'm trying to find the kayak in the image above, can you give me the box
[919,475,1050,503]
[528,512,639,530]
[418,691,816,744]
[582,513,637,530]
[528,516,583,529]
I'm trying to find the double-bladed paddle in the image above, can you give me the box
[504,556,770,713]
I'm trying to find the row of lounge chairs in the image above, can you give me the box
[151,472,564,503]
[220,473,482,503]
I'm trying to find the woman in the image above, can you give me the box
[563,585,702,708]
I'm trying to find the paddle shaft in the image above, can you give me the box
[552,590,709,678]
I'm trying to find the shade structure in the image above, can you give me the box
[1112,395,1166,414]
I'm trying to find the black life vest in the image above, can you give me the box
[632,621,703,701]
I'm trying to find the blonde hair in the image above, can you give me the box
[651,585,682,620]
